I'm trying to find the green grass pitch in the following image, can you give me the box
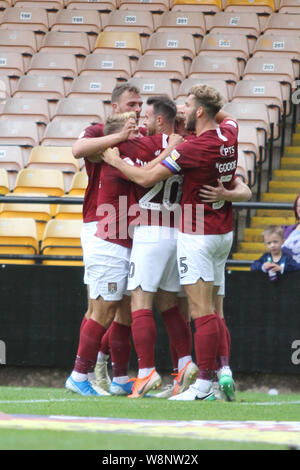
[0,386,300,450]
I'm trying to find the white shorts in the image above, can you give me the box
[81,222,131,301]
[177,231,233,293]
[127,225,181,293]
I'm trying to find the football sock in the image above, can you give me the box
[79,315,88,334]
[194,314,221,381]
[215,314,230,368]
[138,368,155,379]
[109,321,132,378]
[161,306,192,360]
[99,324,111,356]
[131,309,156,370]
[74,318,106,375]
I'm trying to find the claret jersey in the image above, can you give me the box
[161,118,239,235]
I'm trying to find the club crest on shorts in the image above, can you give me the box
[108,282,117,294]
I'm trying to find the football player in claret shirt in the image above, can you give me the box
[66,112,179,397]
[103,84,252,401]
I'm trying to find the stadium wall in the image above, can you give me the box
[0,265,299,376]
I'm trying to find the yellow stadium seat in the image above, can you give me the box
[41,218,83,266]
[0,217,39,265]
[54,195,83,220]
[27,52,80,80]
[0,168,9,194]
[14,168,65,197]
[103,10,155,36]
[93,31,143,59]
[0,192,52,241]
[0,7,49,33]
[224,0,275,13]
[171,0,222,13]
[119,0,170,12]
[50,8,102,34]
[156,10,206,36]
[68,170,88,197]
[51,98,105,124]
[0,51,25,77]
[0,97,50,125]
[80,53,132,81]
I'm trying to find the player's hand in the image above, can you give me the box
[198,179,227,202]
[103,147,121,167]
[119,118,138,141]
[168,133,184,148]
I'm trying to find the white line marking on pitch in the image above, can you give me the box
[0,398,300,405]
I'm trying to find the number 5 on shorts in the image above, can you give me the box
[179,257,188,275]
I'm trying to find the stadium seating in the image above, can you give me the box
[66,75,118,100]
[93,31,143,59]
[26,52,80,80]
[54,195,83,220]
[0,217,39,264]
[119,0,170,12]
[51,98,105,124]
[65,0,117,11]
[40,119,92,147]
[278,0,300,13]
[127,77,176,99]
[80,53,132,81]
[14,0,64,9]
[0,192,52,241]
[0,51,26,77]
[14,168,65,197]
[0,119,39,147]
[171,0,222,13]
[133,54,188,82]
[103,10,155,36]
[155,10,206,37]
[39,31,92,56]
[263,13,300,36]
[0,29,37,55]
[40,218,83,266]
[13,75,66,101]
[0,7,49,33]
[0,167,9,194]
[0,97,50,125]
[224,0,275,13]
[143,32,198,60]
[206,11,261,39]
[68,170,88,197]
[50,8,102,34]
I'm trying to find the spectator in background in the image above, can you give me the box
[282,193,300,263]
[251,225,300,281]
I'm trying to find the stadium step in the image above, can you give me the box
[268,181,300,193]
[284,146,300,158]
[238,242,265,252]
[244,228,264,242]
[261,192,298,202]
[280,157,300,170]
[256,209,294,217]
[292,134,300,146]
[232,252,262,260]
[250,216,295,228]
[272,169,300,181]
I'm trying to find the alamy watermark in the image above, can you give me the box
[291,340,300,365]
[0,340,6,365]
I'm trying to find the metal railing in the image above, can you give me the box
[0,197,296,265]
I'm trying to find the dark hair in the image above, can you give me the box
[294,193,300,221]
[111,83,141,103]
[146,95,177,124]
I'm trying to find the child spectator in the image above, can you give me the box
[251,225,300,281]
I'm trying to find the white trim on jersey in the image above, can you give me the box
[225,120,238,128]
[216,127,228,142]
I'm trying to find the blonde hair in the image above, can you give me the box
[103,111,136,135]
[189,84,224,119]
[263,225,284,240]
